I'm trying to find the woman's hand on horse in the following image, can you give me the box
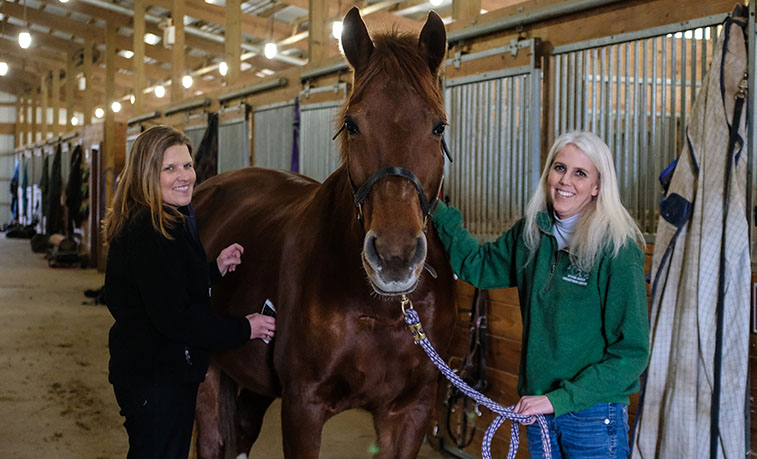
[513,395,554,425]
[245,313,276,341]
[217,243,244,276]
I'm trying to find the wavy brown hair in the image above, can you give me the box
[103,125,193,243]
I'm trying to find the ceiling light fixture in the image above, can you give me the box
[0,62,8,76]
[18,0,31,49]
[129,94,135,104]
[111,101,122,113]
[95,107,104,119]
[181,74,193,89]
[218,61,228,76]
[264,1,277,60]
[429,0,443,6]
[154,85,165,98]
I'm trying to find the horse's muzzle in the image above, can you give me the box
[361,231,427,295]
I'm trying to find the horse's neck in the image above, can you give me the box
[309,166,365,254]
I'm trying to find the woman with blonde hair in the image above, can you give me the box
[103,125,275,458]
[433,130,649,458]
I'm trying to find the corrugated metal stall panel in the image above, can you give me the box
[299,100,342,182]
[0,151,13,223]
[550,14,723,235]
[253,100,295,171]
[32,149,43,223]
[60,142,71,189]
[444,70,541,239]
[184,122,208,155]
[218,108,250,174]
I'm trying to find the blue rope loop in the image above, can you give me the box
[402,305,552,459]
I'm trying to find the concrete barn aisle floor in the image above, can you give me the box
[0,237,447,458]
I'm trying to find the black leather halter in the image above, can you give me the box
[348,139,452,230]
[333,122,453,229]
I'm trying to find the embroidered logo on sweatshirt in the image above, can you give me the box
[562,267,589,286]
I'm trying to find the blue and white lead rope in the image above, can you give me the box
[402,303,552,459]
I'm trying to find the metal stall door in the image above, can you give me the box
[0,151,13,223]
[61,142,70,190]
[550,14,725,235]
[298,85,345,182]
[183,115,208,155]
[32,147,43,226]
[253,100,295,171]
[218,105,250,174]
[444,39,542,240]
[125,126,141,164]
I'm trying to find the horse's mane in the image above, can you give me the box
[338,30,446,164]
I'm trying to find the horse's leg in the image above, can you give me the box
[196,365,239,459]
[280,394,328,459]
[235,389,275,458]
[371,389,437,459]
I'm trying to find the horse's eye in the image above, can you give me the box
[433,122,446,136]
[345,119,360,135]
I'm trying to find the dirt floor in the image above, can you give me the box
[0,236,448,459]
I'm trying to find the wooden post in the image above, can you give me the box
[133,0,146,113]
[40,73,48,140]
[24,91,31,145]
[308,0,329,64]
[225,0,241,85]
[452,0,480,22]
[52,69,60,136]
[31,87,38,144]
[15,91,22,148]
[171,0,186,102]
[66,54,74,129]
[83,41,93,125]
[104,23,117,212]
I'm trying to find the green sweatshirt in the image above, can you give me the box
[433,202,650,417]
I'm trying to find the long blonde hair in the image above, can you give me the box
[523,131,644,271]
[103,126,192,243]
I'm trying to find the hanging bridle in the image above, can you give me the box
[334,123,453,230]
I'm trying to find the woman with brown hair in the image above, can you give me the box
[103,125,275,458]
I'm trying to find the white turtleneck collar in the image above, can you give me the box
[552,213,580,250]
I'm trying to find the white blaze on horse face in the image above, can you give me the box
[160,144,196,207]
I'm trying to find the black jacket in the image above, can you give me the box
[105,205,250,386]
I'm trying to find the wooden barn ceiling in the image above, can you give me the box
[0,0,524,115]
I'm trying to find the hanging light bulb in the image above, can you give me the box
[181,74,193,89]
[429,0,443,6]
[0,62,8,76]
[154,85,165,98]
[264,2,277,60]
[111,101,122,113]
[18,31,31,49]
[218,61,228,76]
[95,107,105,119]
[332,21,343,40]
[71,116,79,126]
[129,94,135,104]
[19,0,32,49]
[264,42,277,60]
[59,0,70,3]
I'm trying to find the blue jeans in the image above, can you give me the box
[525,403,629,459]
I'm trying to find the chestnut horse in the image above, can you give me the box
[192,8,455,458]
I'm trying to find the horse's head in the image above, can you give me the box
[339,7,447,296]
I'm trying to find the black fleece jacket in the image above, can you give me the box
[104,205,250,386]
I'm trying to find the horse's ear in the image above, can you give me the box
[341,7,374,74]
[418,11,447,76]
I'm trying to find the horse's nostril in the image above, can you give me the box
[363,234,381,268]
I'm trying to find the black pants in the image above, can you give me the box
[112,381,199,459]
